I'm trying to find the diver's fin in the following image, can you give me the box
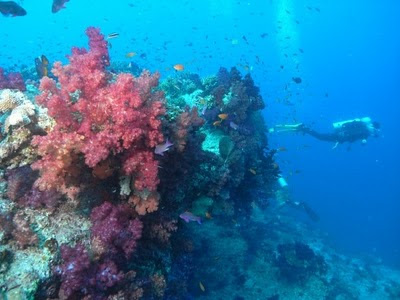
[270,123,304,133]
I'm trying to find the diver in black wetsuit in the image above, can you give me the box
[271,117,380,148]
[276,175,320,222]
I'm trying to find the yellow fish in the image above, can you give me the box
[125,52,136,58]
[213,120,222,126]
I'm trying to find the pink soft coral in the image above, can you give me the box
[32,27,165,194]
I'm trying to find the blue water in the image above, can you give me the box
[1,0,399,270]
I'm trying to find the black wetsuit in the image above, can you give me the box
[301,121,371,144]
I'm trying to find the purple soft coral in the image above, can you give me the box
[56,243,123,298]
[56,243,91,298]
[90,202,143,258]
[0,67,26,91]
[19,187,61,210]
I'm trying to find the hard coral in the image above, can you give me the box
[0,89,35,133]
[32,27,165,194]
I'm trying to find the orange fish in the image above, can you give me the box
[125,52,136,58]
[213,120,222,126]
[205,212,212,219]
[249,168,257,175]
[199,281,205,292]
[218,113,228,120]
[173,64,185,71]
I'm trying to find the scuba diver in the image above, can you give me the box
[270,117,380,149]
[275,175,319,222]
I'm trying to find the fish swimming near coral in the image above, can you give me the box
[249,168,257,175]
[213,120,222,126]
[154,139,173,156]
[218,113,228,120]
[35,55,50,78]
[107,32,120,39]
[125,51,136,58]
[199,281,206,292]
[0,1,27,17]
[229,121,239,130]
[52,0,70,13]
[173,64,184,71]
[179,211,202,224]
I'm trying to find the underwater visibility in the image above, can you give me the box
[0,0,399,299]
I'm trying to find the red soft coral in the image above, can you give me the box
[172,107,204,152]
[32,27,165,195]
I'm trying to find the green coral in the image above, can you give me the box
[182,89,203,108]
[201,128,228,156]
[202,75,218,94]
[222,90,233,106]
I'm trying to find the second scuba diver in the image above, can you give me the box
[270,117,380,149]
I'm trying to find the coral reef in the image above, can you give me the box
[32,27,165,197]
[0,27,283,299]
[0,89,35,133]
[90,202,143,258]
[274,241,328,283]
[0,89,50,169]
[0,68,26,91]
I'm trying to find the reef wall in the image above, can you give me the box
[0,27,278,299]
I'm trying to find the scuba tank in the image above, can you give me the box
[332,117,373,132]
